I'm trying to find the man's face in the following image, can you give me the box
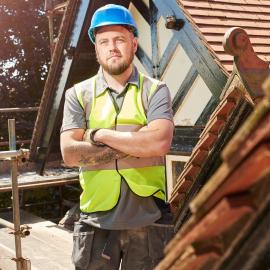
[95,25,138,76]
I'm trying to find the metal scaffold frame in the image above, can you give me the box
[0,119,31,270]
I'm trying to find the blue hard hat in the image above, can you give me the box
[88,4,138,43]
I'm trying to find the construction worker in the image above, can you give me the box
[60,4,174,270]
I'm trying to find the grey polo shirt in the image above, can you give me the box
[61,66,173,230]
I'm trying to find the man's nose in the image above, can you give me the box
[108,40,118,51]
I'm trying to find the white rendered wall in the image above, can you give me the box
[133,55,149,75]
[174,75,212,126]
[157,16,174,57]
[161,45,192,99]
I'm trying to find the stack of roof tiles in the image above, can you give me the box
[156,76,270,269]
[169,82,250,215]
[156,22,270,270]
[178,0,270,72]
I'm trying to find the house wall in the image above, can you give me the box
[129,1,213,126]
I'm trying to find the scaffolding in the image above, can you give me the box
[0,119,31,270]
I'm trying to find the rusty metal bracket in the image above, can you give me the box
[9,225,32,238]
[165,15,185,31]
[11,257,31,270]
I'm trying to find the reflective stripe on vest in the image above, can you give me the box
[75,72,165,213]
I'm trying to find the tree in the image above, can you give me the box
[0,0,50,147]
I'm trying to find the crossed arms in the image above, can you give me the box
[60,119,174,167]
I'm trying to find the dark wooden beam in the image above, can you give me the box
[150,0,159,78]
[170,125,203,154]
[159,37,178,78]
[196,96,218,125]
[131,0,150,24]
[136,45,153,76]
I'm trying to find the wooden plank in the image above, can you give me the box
[263,76,270,97]
[170,193,186,214]
[0,178,78,192]
[0,140,31,147]
[0,211,73,270]
[0,107,39,113]
[0,171,78,192]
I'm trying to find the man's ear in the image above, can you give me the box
[133,37,138,53]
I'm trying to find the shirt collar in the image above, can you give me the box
[95,65,139,97]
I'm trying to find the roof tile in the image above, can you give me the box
[179,0,270,72]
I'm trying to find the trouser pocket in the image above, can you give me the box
[147,224,174,261]
[72,221,95,269]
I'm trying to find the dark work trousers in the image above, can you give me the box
[72,221,174,270]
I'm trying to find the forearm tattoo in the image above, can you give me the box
[77,146,127,167]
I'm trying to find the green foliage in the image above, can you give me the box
[0,0,50,147]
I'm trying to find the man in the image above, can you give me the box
[60,4,174,270]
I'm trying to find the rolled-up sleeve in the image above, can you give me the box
[61,87,87,132]
[147,83,173,123]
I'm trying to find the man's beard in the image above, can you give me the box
[96,51,134,76]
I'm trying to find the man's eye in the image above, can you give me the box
[116,38,125,43]
[99,40,108,45]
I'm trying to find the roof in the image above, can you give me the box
[179,0,270,72]
[168,26,269,227]
[156,77,270,269]
[156,27,270,270]
[169,75,253,222]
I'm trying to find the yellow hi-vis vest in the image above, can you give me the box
[75,72,165,213]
